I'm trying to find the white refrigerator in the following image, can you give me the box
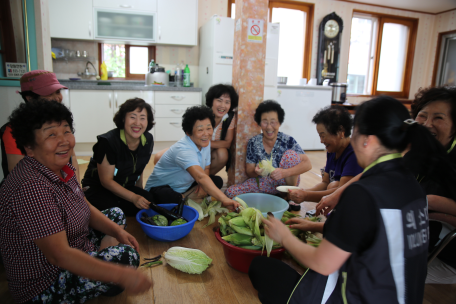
[275,85,332,150]
[198,15,280,102]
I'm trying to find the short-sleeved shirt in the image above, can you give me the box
[212,114,236,141]
[246,132,305,168]
[145,135,211,193]
[325,143,363,183]
[2,125,22,155]
[0,156,93,303]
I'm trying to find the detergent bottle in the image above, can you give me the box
[100,61,108,80]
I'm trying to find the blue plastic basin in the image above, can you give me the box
[235,193,289,219]
[136,204,198,242]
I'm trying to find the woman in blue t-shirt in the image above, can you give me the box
[289,106,362,203]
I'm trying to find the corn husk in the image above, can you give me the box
[240,208,256,231]
[258,155,275,177]
[264,214,274,257]
[231,225,253,236]
[229,216,247,227]
[234,197,248,210]
[186,199,204,221]
[203,208,217,228]
[222,233,253,246]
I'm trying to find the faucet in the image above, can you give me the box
[78,61,97,77]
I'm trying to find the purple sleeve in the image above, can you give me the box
[324,152,331,173]
[341,152,363,177]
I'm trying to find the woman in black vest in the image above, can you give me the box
[82,98,155,216]
[249,96,451,304]
[204,84,238,175]
[408,86,456,283]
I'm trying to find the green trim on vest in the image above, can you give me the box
[120,129,147,146]
[363,153,402,173]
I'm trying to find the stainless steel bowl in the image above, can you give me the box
[277,77,288,85]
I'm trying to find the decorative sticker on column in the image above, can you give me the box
[247,19,264,43]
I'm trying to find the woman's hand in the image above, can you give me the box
[254,165,264,176]
[285,218,319,233]
[222,199,241,212]
[262,216,293,245]
[119,268,152,294]
[270,168,287,180]
[315,192,340,216]
[288,189,306,203]
[115,229,140,252]
[132,194,151,210]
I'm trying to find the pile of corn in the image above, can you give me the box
[219,198,322,257]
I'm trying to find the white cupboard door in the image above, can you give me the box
[114,90,155,138]
[70,90,114,143]
[49,0,93,40]
[93,0,157,11]
[157,0,198,46]
[154,118,185,141]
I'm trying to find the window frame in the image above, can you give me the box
[349,11,418,98]
[228,0,314,80]
[98,43,156,80]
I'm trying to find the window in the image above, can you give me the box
[98,43,155,80]
[347,12,417,98]
[228,0,314,81]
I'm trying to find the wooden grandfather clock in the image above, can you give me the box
[316,12,343,85]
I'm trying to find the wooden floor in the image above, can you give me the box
[1,151,455,303]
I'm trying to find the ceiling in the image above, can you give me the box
[337,0,456,14]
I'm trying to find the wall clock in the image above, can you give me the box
[316,12,343,85]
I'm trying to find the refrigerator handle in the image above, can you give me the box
[207,67,209,74]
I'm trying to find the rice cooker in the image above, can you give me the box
[146,66,169,86]
[330,83,348,104]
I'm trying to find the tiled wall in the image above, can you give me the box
[51,39,99,80]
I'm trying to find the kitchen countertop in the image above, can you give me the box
[59,80,202,92]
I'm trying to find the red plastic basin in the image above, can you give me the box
[215,229,286,273]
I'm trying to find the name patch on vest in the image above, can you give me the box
[402,200,429,257]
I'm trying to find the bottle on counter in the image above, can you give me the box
[149,59,155,73]
[175,64,182,87]
[183,64,190,87]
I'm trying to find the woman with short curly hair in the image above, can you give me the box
[288,105,363,203]
[225,100,312,198]
[0,100,151,303]
[82,98,155,216]
[145,105,240,211]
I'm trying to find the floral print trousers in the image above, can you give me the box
[28,208,140,304]
[225,150,302,198]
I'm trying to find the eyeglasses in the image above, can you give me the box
[261,121,278,127]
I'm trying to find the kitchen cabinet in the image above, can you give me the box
[49,0,93,40]
[70,90,154,143]
[94,9,156,41]
[156,0,198,46]
[93,0,157,12]
[154,91,201,141]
